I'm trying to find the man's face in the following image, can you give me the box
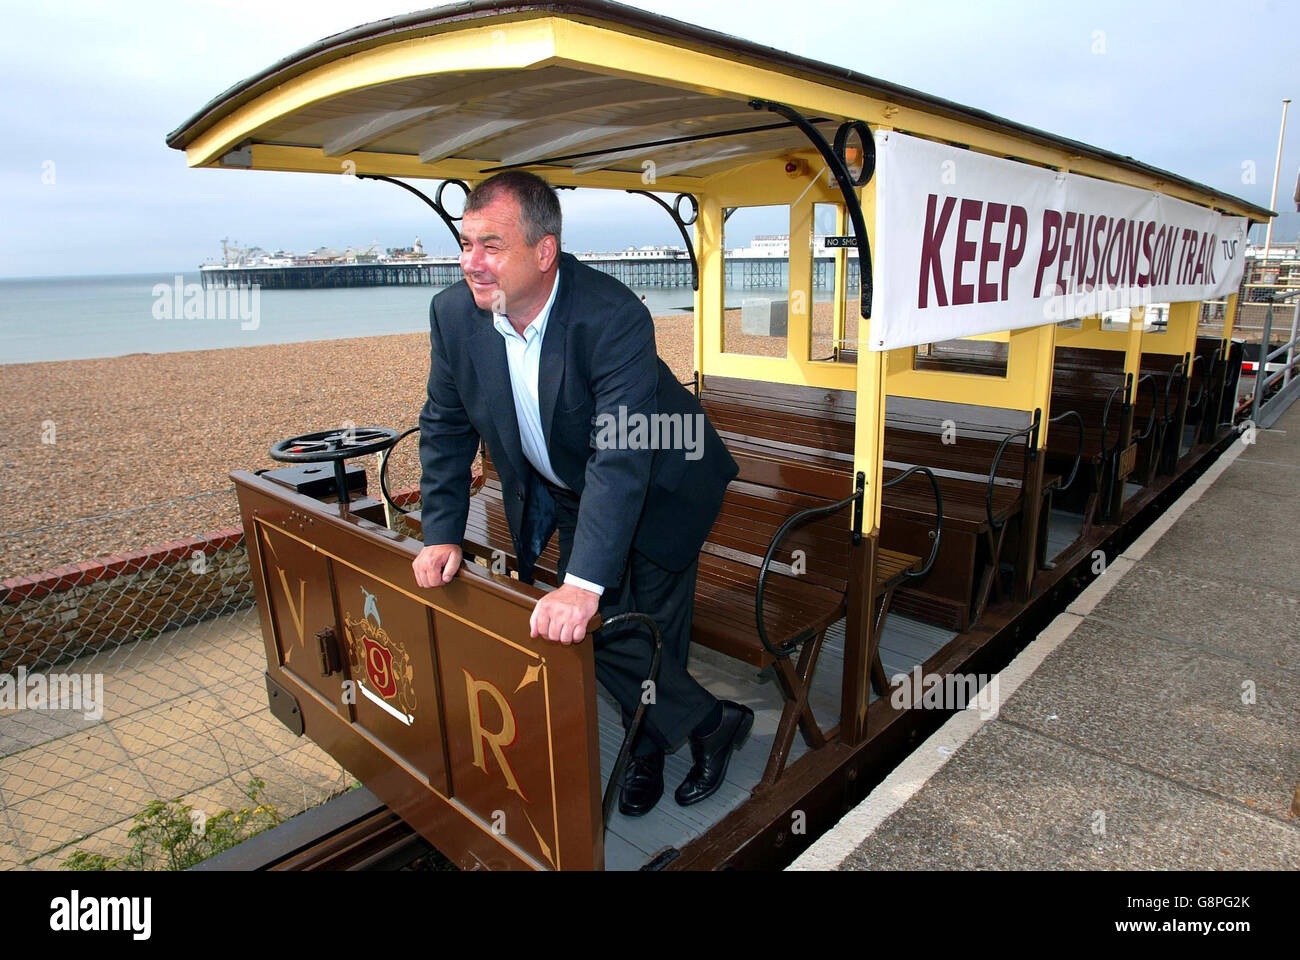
[458,192,556,318]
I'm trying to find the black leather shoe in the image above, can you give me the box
[618,748,664,817]
[675,701,754,806]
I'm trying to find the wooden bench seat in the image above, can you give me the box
[700,375,1042,632]
[1185,336,1224,445]
[453,446,920,785]
[916,345,1126,531]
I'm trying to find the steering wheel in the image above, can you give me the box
[268,427,400,504]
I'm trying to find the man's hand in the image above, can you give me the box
[413,543,462,588]
[530,582,600,645]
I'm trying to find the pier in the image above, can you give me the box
[199,254,862,291]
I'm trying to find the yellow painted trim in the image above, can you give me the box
[188,20,560,168]
[185,13,1257,217]
[237,143,703,192]
[832,204,848,354]
[707,351,860,391]
[885,324,1055,414]
[1143,301,1200,357]
[788,191,814,363]
[1222,293,1238,344]
[853,350,886,528]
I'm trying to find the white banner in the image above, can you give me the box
[868,131,1250,351]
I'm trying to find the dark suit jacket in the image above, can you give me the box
[419,252,738,587]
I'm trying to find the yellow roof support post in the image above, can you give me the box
[832,204,848,359]
[696,193,726,377]
[1146,301,1201,358]
[1122,307,1145,386]
[788,188,815,364]
[843,168,884,747]
[1011,321,1055,601]
[1222,292,1239,346]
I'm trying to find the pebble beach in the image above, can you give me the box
[0,304,847,579]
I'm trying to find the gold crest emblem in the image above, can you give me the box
[343,588,417,724]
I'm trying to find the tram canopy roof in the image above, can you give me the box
[167,0,1273,221]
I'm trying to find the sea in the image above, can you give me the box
[0,272,820,365]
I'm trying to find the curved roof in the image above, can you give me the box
[166,0,1274,220]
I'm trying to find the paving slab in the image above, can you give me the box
[998,617,1297,819]
[1086,562,1299,669]
[1136,495,1298,596]
[1238,425,1300,466]
[840,722,1300,871]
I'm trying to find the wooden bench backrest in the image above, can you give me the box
[883,395,1034,485]
[481,444,850,592]
[705,479,853,592]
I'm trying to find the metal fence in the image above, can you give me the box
[0,493,356,871]
[1250,288,1300,428]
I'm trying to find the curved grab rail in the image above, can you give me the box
[1098,381,1129,510]
[596,611,664,828]
[882,465,944,579]
[1048,410,1085,492]
[985,424,1037,532]
[1162,361,1185,420]
[379,427,485,519]
[1135,374,1159,442]
[1099,382,1127,454]
[1187,354,1208,410]
[378,426,421,515]
[754,484,863,660]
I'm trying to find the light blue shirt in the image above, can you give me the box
[492,271,604,597]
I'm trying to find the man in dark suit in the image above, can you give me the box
[412,171,751,815]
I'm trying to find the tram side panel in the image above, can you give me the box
[233,470,604,871]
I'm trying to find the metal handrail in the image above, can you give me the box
[882,465,943,578]
[1048,410,1084,492]
[596,611,664,828]
[985,423,1037,532]
[1098,381,1129,511]
[1162,361,1184,420]
[754,484,863,660]
[1135,374,1159,441]
[1187,354,1208,409]
[378,426,421,515]
[1099,382,1127,453]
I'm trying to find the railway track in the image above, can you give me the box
[195,425,1240,872]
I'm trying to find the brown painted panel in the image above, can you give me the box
[435,615,568,869]
[233,470,603,870]
[331,563,450,795]
[255,520,342,709]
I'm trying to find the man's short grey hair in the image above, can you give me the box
[464,171,562,246]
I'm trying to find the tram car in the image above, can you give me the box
[166,0,1271,870]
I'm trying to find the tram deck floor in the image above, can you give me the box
[598,611,955,870]
[1044,508,1086,567]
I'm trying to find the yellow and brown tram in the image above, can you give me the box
[166,0,1273,870]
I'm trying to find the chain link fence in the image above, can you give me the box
[0,490,357,871]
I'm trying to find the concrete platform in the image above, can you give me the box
[793,403,1300,871]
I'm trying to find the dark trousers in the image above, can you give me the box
[548,483,717,754]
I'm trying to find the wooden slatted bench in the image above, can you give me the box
[1185,335,1224,445]
[701,376,1043,633]
[454,442,922,786]
[1136,353,1194,476]
[915,345,1121,532]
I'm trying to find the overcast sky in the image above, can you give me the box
[1,0,1296,277]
